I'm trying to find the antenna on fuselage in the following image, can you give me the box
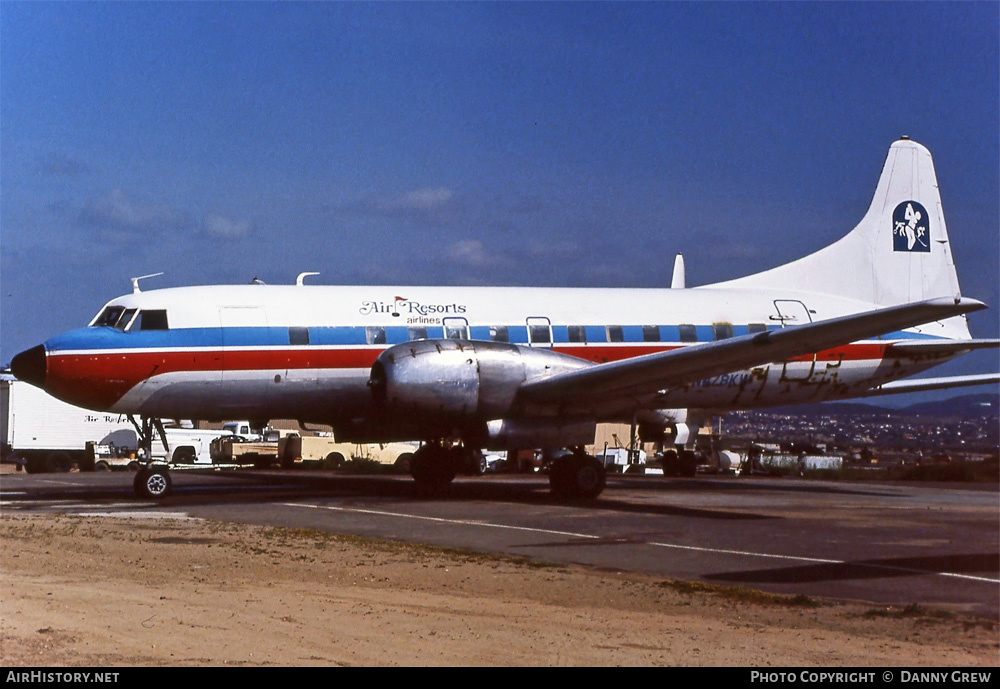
[130,272,164,294]
[296,272,320,286]
[670,254,685,289]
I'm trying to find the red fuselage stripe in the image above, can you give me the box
[45,342,889,410]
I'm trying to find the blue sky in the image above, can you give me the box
[2,2,997,403]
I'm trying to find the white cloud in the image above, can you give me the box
[338,187,460,227]
[81,189,184,233]
[444,239,491,267]
[386,187,455,211]
[443,238,577,271]
[204,214,251,238]
[527,239,578,257]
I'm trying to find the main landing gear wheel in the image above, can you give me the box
[659,449,696,477]
[660,449,679,477]
[410,444,458,491]
[134,465,172,499]
[678,450,698,477]
[549,454,606,500]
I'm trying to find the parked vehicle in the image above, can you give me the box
[2,374,248,472]
[210,433,280,467]
[2,375,137,473]
[87,425,235,469]
[277,434,419,470]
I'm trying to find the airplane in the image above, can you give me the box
[10,137,999,500]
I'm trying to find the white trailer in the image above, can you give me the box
[1,375,137,473]
[1,375,238,472]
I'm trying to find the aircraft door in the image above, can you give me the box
[443,317,469,340]
[526,317,553,348]
[771,300,816,381]
[771,300,813,327]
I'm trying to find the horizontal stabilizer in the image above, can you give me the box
[519,297,987,405]
[887,339,1000,355]
[855,373,1000,398]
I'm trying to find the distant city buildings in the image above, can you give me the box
[721,400,998,463]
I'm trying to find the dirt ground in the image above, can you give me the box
[1,513,997,667]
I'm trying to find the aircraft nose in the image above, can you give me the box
[10,344,47,388]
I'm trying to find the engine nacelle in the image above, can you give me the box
[369,339,590,435]
[485,418,597,451]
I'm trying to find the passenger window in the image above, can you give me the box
[407,327,428,340]
[289,327,310,345]
[642,325,660,342]
[748,323,767,334]
[713,323,733,340]
[568,325,586,343]
[607,326,624,343]
[678,324,697,343]
[137,310,169,331]
[489,326,509,343]
[366,326,386,345]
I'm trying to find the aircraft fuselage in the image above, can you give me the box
[13,283,957,444]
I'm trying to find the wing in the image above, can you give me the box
[517,297,987,407]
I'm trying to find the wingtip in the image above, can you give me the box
[922,296,987,313]
[955,297,987,313]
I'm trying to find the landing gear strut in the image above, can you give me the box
[549,448,606,499]
[128,415,174,499]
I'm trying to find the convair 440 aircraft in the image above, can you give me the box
[11,138,999,499]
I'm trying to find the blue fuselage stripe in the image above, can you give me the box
[44,324,943,353]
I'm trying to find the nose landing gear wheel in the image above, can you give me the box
[134,465,172,499]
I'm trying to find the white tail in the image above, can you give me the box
[719,138,964,308]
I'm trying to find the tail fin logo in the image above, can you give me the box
[892,201,930,252]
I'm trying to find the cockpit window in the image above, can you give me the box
[117,309,138,331]
[92,306,125,328]
[137,310,169,330]
[92,306,139,331]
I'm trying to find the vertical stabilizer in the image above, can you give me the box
[715,139,963,309]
